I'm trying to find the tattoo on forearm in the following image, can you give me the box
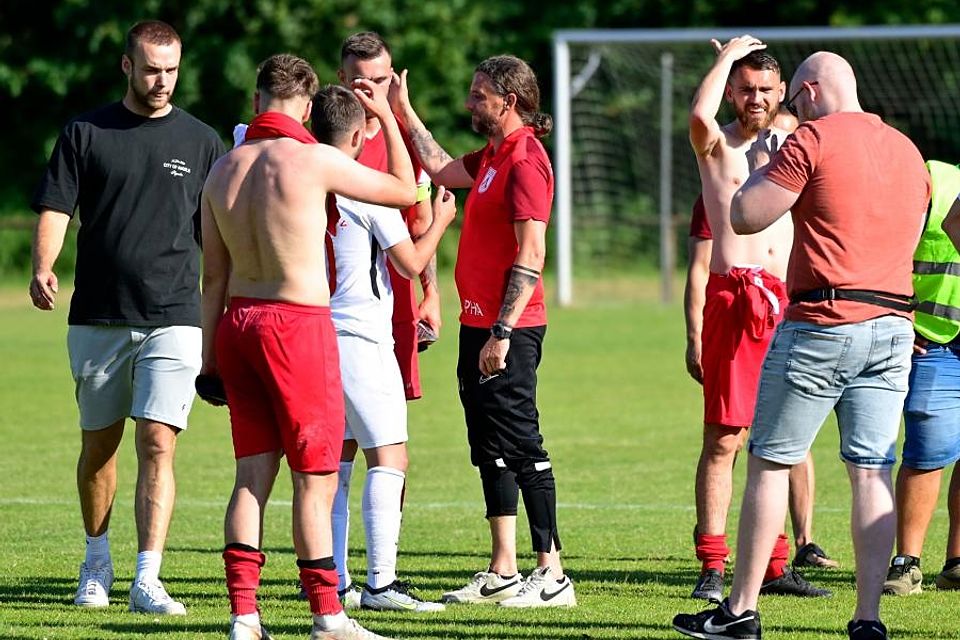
[408,125,454,166]
[420,255,437,289]
[498,265,541,320]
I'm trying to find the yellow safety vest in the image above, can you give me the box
[913,160,960,343]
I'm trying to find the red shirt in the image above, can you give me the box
[357,126,424,324]
[457,126,552,328]
[689,194,712,240]
[764,112,930,325]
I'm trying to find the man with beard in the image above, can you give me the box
[30,20,224,614]
[684,35,829,602]
[389,55,576,607]
[674,49,929,640]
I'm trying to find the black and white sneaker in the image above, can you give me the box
[672,598,761,639]
[847,619,888,640]
[691,569,724,602]
[759,567,831,597]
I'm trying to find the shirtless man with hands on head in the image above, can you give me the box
[686,34,830,603]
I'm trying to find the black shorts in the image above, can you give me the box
[457,324,548,467]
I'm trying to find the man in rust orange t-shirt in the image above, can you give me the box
[674,52,931,640]
[389,54,576,608]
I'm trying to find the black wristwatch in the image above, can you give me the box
[490,321,513,340]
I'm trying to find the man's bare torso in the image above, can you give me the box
[697,122,793,280]
[205,138,331,306]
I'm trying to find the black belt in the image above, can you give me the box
[790,288,918,313]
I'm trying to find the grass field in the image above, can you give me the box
[0,276,958,639]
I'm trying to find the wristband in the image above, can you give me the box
[416,181,432,203]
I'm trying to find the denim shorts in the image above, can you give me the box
[749,315,913,468]
[902,343,960,469]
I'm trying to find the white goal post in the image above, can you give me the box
[553,25,960,306]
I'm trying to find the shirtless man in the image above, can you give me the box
[200,53,415,640]
[686,35,828,602]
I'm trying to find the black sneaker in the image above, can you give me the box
[759,567,831,597]
[673,598,761,639]
[792,542,840,569]
[691,569,724,602]
[848,619,888,640]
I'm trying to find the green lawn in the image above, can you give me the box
[0,277,957,639]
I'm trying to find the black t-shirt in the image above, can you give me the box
[32,102,225,327]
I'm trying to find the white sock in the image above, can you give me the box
[233,612,260,627]
[332,461,354,592]
[314,610,348,631]
[84,531,111,568]
[135,550,162,584]
[363,466,405,590]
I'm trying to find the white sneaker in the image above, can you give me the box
[340,583,362,610]
[360,580,445,612]
[74,562,114,607]
[440,570,523,604]
[311,617,396,640]
[229,616,272,639]
[128,579,187,615]
[498,566,577,608]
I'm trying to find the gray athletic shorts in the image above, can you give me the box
[67,325,202,431]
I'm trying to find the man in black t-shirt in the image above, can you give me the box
[30,20,224,616]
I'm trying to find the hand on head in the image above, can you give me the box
[353,78,393,123]
[387,69,411,115]
[714,34,767,61]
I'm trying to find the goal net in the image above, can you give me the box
[552,26,960,305]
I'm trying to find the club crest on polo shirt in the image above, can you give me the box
[478,167,497,193]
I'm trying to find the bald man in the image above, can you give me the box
[673,52,931,640]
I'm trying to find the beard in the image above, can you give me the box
[129,82,171,113]
[735,103,776,135]
[471,111,499,138]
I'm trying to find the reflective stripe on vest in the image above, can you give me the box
[913,160,960,343]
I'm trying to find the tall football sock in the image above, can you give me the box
[362,466,405,589]
[84,531,111,568]
[764,533,790,581]
[134,550,162,584]
[696,533,729,574]
[298,557,342,616]
[332,461,354,591]
[223,543,265,616]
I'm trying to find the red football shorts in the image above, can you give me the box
[701,267,787,428]
[216,298,345,473]
[388,262,422,401]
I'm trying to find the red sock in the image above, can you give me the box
[696,533,729,573]
[299,562,342,616]
[764,533,790,581]
[223,544,266,615]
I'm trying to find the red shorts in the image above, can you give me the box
[388,263,422,400]
[702,268,787,428]
[215,298,345,473]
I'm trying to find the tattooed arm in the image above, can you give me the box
[478,220,547,376]
[389,69,474,188]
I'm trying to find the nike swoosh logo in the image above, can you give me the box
[539,580,571,601]
[382,595,418,610]
[479,581,518,597]
[703,614,754,633]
